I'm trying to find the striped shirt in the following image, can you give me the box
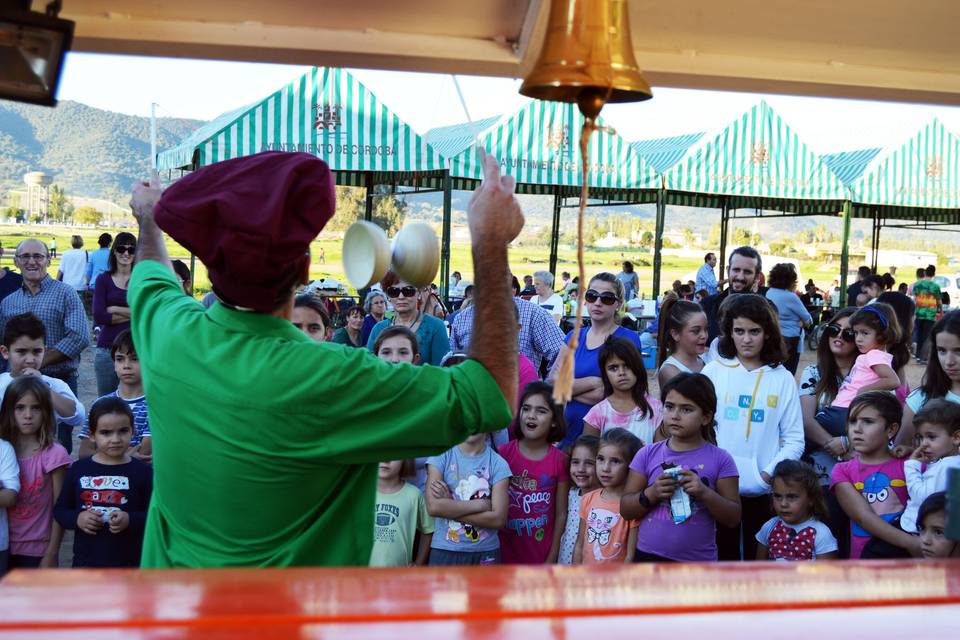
[0,275,90,376]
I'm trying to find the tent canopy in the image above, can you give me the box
[157,67,446,188]
[661,100,848,213]
[426,100,660,202]
[630,132,705,175]
[849,119,960,224]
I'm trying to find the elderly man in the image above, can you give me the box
[128,151,520,567]
[532,270,563,324]
[696,252,727,297]
[0,239,89,450]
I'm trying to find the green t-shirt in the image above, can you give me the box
[128,260,511,568]
[913,279,942,321]
[369,482,434,567]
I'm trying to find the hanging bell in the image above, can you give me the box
[520,0,652,119]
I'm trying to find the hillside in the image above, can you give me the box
[0,99,202,204]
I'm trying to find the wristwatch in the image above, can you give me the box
[638,488,653,509]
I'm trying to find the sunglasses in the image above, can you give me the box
[114,245,136,255]
[386,285,418,299]
[584,289,619,306]
[825,324,856,342]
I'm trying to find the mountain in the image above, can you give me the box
[0,99,203,204]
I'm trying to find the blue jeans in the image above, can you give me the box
[95,348,119,397]
[44,370,78,454]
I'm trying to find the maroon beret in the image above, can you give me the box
[154,152,335,312]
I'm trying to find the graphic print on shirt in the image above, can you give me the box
[506,470,556,542]
[722,392,775,428]
[852,471,906,537]
[446,467,491,544]
[11,473,47,520]
[80,475,131,522]
[767,521,817,560]
[586,507,622,560]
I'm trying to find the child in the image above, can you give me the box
[0,377,71,568]
[583,338,662,445]
[900,310,960,444]
[53,397,153,567]
[374,326,420,365]
[831,392,918,559]
[621,373,741,562]
[558,434,599,564]
[370,460,434,567]
[498,382,569,564]
[0,435,18,576]
[656,295,709,389]
[816,303,901,434]
[900,399,960,533]
[291,294,331,342]
[917,493,959,558]
[756,460,838,560]
[78,330,151,462]
[0,313,85,447]
[573,428,642,564]
[425,431,511,565]
[702,294,804,561]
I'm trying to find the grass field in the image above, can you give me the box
[0,223,840,297]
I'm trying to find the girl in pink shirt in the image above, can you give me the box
[0,377,71,569]
[816,303,901,435]
[583,337,662,445]
[498,382,569,564]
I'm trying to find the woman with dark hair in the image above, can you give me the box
[765,263,812,374]
[876,290,916,404]
[366,271,450,366]
[291,294,330,342]
[703,293,803,560]
[898,310,960,445]
[549,272,641,449]
[616,261,639,302]
[332,305,364,348]
[92,232,137,396]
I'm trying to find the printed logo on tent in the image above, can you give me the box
[750,143,769,167]
[314,103,343,132]
[926,156,944,179]
[545,125,571,156]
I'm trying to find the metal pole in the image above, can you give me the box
[548,192,562,276]
[439,173,452,306]
[651,188,666,298]
[839,201,852,306]
[150,103,158,170]
[870,207,880,272]
[364,173,374,222]
[718,198,729,283]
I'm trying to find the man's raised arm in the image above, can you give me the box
[467,150,524,412]
[130,177,174,273]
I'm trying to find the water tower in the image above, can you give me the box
[23,172,52,222]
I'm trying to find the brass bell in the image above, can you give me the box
[520,0,652,119]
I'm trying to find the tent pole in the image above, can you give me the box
[870,207,880,272]
[839,201,852,306]
[548,192,562,277]
[364,173,374,222]
[651,188,666,298]
[439,173,452,307]
[718,198,729,284]
[189,253,196,298]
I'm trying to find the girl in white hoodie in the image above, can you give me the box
[703,294,804,560]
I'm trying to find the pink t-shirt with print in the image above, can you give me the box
[583,396,663,445]
[10,443,71,556]
[833,349,894,408]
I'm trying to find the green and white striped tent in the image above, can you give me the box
[426,100,660,202]
[661,100,847,213]
[157,67,445,188]
[630,132,705,175]
[849,119,960,223]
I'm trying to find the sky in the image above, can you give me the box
[56,52,960,154]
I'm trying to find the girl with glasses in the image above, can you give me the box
[549,273,641,450]
[93,232,137,396]
[365,271,450,367]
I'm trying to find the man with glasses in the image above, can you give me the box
[0,239,89,451]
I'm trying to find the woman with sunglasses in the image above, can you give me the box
[365,271,450,366]
[92,232,138,396]
[549,273,641,450]
[799,308,858,488]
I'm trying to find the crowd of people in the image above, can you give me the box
[0,149,958,572]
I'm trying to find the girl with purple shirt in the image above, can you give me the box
[92,232,136,396]
[620,373,741,562]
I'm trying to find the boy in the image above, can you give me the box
[78,330,151,462]
[370,460,434,567]
[900,400,960,533]
[0,313,85,438]
[54,397,153,567]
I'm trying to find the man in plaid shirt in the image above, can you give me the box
[0,239,89,450]
[451,292,563,373]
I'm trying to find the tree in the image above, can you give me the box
[640,230,654,247]
[74,206,103,226]
[372,190,408,236]
[707,223,722,247]
[732,228,751,245]
[1,206,18,221]
[683,227,696,246]
[324,186,407,236]
[48,184,73,223]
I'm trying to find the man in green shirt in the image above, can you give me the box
[128,151,521,567]
[913,264,942,363]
